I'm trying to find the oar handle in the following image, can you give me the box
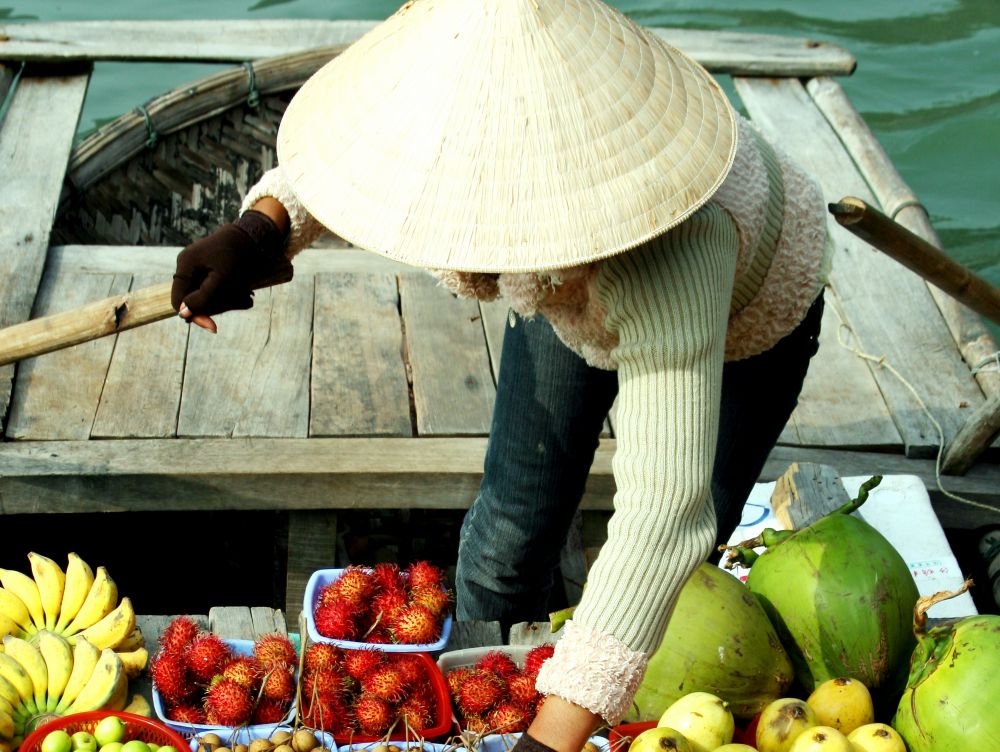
[0,267,293,367]
[828,196,1000,327]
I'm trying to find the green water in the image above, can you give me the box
[5,0,999,289]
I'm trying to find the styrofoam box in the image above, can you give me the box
[188,727,335,752]
[720,474,977,619]
[304,568,453,652]
[153,638,296,736]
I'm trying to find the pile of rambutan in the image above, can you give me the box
[151,615,299,727]
[298,642,442,739]
[444,645,555,736]
[312,562,451,645]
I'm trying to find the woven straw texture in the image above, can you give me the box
[277,0,737,272]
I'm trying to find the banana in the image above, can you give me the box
[63,567,116,636]
[0,618,18,642]
[0,708,13,740]
[0,572,42,632]
[27,554,65,632]
[36,631,73,712]
[1,636,46,712]
[0,674,21,710]
[117,646,148,680]
[55,553,94,633]
[115,628,145,653]
[0,653,35,713]
[64,648,122,714]
[122,693,151,717]
[0,591,30,634]
[105,670,128,712]
[72,597,134,651]
[54,638,100,713]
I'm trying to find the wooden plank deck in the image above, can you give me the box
[1,23,999,621]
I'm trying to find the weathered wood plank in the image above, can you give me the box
[6,273,130,440]
[781,292,901,448]
[770,462,852,528]
[285,511,338,629]
[400,274,495,436]
[735,77,984,458]
[178,275,313,438]
[91,273,188,438]
[209,607,256,640]
[446,621,504,651]
[0,63,14,104]
[508,622,557,647]
[807,76,1000,399]
[0,68,89,433]
[0,438,997,515]
[479,300,510,383]
[0,21,855,75]
[310,273,411,437]
[250,607,287,638]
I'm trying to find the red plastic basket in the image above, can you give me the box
[21,712,189,752]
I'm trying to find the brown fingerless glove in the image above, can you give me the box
[171,209,292,317]
[510,733,559,752]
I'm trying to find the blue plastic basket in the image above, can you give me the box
[304,568,453,652]
[188,727,335,751]
[153,638,296,736]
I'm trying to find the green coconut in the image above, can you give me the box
[622,562,795,722]
[728,477,919,693]
[893,581,1000,751]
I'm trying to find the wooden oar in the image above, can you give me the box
[0,268,292,367]
[828,196,1000,327]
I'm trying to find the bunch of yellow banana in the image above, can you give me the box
[0,554,147,679]
[0,631,124,750]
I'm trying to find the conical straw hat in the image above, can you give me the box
[277,0,737,273]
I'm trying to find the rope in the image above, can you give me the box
[134,104,159,149]
[832,305,999,513]
[971,351,1000,375]
[889,197,926,221]
[243,62,261,108]
[0,62,27,127]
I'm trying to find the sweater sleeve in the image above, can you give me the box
[534,203,738,724]
[241,166,327,258]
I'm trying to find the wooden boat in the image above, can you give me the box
[0,20,998,618]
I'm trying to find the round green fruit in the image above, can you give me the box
[94,716,126,747]
[157,747,178,752]
[42,730,73,752]
[121,741,151,752]
[100,742,125,752]
[72,732,98,752]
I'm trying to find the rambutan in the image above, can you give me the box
[371,588,408,624]
[317,582,340,609]
[254,632,297,669]
[405,560,444,590]
[333,567,374,607]
[507,670,541,707]
[301,666,351,701]
[159,615,201,656]
[151,650,193,704]
[463,714,489,734]
[166,702,205,724]
[408,585,451,619]
[300,693,346,732]
[360,664,406,701]
[457,670,504,716]
[399,692,435,732]
[221,656,262,691]
[303,643,341,674]
[523,644,555,676]
[393,654,427,688]
[314,601,360,641]
[204,678,254,726]
[475,650,519,678]
[487,701,530,734]
[251,698,289,725]
[389,604,440,644]
[354,695,393,737]
[185,633,233,684]
[261,665,296,702]
[446,666,474,698]
[342,648,385,680]
[370,562,404,591]
[366,629,392,644]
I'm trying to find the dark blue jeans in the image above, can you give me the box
[456,293,825,625]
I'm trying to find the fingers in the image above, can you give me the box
[178,304,218,334]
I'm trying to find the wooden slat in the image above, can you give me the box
[208,607,256,640]
[91,273,188,438]
[807,76,1000,399]
[770,462,852,529]
[178,275,314,438]
[6,273,129,440]
[508,622,557,647]
[780,293,900,448]
[285,511,338,629]
[310,273,411,437]
[250,607,287,637]
[0,68,89,431]
[1,437,998,515]
[0,21,855,75]
[400,274,495,436]
[479,300,510,383]
[734,77,984,458]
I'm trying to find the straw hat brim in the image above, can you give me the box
[277,0,737,273]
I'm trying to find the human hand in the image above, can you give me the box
[171,209,292,332]
[516,695,601,752]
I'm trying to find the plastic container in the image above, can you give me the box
[187,727,336,751]
[476,734,610,751]
[152,638,296,736]
[304,569,453,652]
[435,645,540,732]
[21,712,188,752]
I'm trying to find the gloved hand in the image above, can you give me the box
[510,733,558,752]
[171,209,292,319]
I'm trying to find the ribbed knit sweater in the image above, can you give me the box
[242,115,831,725]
